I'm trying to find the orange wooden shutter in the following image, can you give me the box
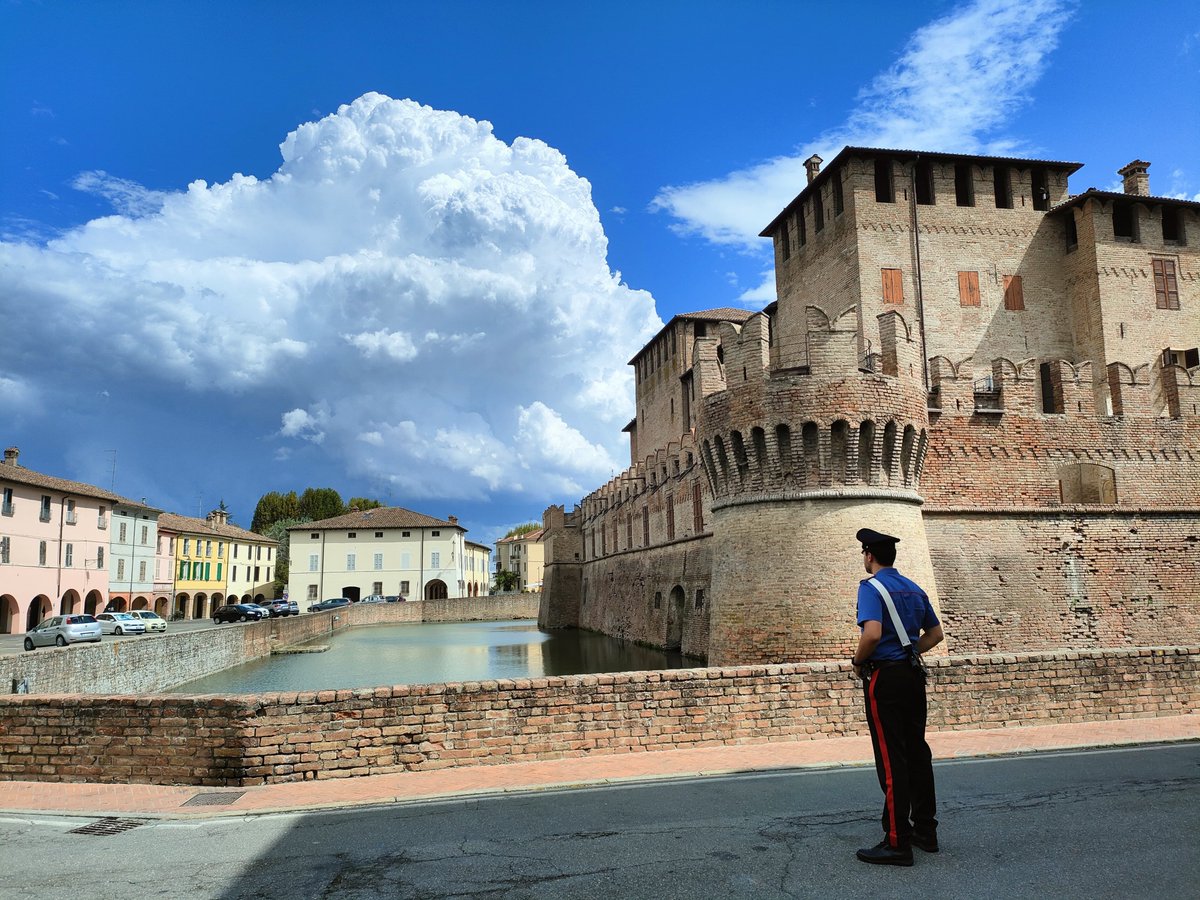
[1153,259,1179,310]
[958,271,980,307]
[882,268,904,304]
[1003,274,1025,310]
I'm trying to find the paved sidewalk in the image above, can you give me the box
[2,714,1196,820]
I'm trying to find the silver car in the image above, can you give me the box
[129,610,167,633]
[23,614,102,650]
[95,612,147,635]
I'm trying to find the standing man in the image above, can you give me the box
[850,527,944,866]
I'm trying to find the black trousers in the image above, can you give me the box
[862,664,937,847]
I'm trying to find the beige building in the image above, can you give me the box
[158,510,277,618]
[494,528,545,592]
[288,507,488,603]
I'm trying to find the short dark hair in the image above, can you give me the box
[867,542,897,566]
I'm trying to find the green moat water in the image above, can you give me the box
[169,619,693,694]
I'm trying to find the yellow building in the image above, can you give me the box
[159,510,276,619]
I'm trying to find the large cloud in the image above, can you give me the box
[0,93,661,503]
[652,0,1075,252]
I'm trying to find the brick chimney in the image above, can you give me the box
[2,447,18,466]
[448,515,458,526]
[1118,160,1150,196]
[804,154,823,184]
[207,509,229,526]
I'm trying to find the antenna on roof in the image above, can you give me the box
[105,450,116,491]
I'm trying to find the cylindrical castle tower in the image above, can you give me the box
[697,306,940,666]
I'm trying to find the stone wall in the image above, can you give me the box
[0,646,1193,785]
[1,595,541,696]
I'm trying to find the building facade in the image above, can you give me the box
[540,148,1199,665]
[106,501,164,612]
[159,510,277,619]
[494,528,546,592]
[287,507,484,604]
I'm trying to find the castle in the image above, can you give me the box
[539,147,1199,666]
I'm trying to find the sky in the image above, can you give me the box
[2,0,1198,547]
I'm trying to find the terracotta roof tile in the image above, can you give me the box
[0,461,159,511]
[288,507,464,532]
[157,512,276,544]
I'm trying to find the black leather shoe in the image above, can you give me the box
[911,832,939,853]
[856,840,914,866]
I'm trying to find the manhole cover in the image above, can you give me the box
[68,817,149,836]
[181,791,246,807]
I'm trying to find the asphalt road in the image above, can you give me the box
[0,615,286,656]
[1,743,1196,899]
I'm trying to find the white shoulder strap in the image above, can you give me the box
[868,576,911,648]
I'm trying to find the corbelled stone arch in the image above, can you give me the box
[730,430,750,484]
[858,420,877,484]
[701,439,720,494]
[882,420,898,485]
[749,426,769,484]
[831,420,850,485]
[900,425,918,486]
[801,422,820,486]
[713,435,732,488]
[775,423,794,481]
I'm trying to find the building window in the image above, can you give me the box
[348,532,357,539]
[993,166,1012,209]
[654,591,662,610]
[882,268,905,304]
[216,563,222,581]
[65,543,73,567]
[98,506,107,529]
[205,540,212,558]
[65,498,76,525]
[915,160,935,205]
[666,499,676,541]
[695,588,705,609]
[875,159,894,203]
[1,487,12,516]
[234,544,239,559]
[1032,167,1050,211]
[1153,259,1180,310]
[139,561,146,581]
[833,174,844,216]
[38,540,47,565]
[40,495,51,523]
[179,560,188,580]
[692,483,704,533]
[374,531,383,538]
[309,554,318,572]
[117,559,125,580]
[183,538,190,556]
[1162,208,1184,244]
[954,163,974,206]
[958,271,981,307]
[1058,463,1117,504]
[642,507,650,545]
[0,536,9,564]
[217,541,224,557]
[1003,275,1025,311]
[1112,201,1137,240]
[402,530,410,537]
[308,585,318,601]
[347,553,356,571]
[431,530,440,537]
[256,546,262,560]
[796,208,806,246]
[204,563,211,580]
[431,551,440,568]
[97,546,104,568]
[118,521,127,542]
[374,553,383,570]
[1065,209,1078,250]
[310,532,319,539]
[400,580,410,594]
[141,525,148,545]
[812,192,825,232]
[779,222,790,261]
[232,565,237,581]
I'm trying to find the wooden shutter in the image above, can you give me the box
[881,268,904,304]
[692,483,704,532]
[958,271,981,307]
[1003,275,1025,310]
[1153,259,1180,310]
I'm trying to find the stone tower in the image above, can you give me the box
[697,305,941,666]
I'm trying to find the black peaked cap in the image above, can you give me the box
[856,528,900,548]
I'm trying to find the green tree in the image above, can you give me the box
[298,487,344,522]
[265,517,307,598]
[251,491,300,533]
[495,569,519,592]
[346,497,384,512]
[504,522,540,538]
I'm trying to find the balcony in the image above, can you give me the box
[973,376,1003,415]
[39,510,51,523]
[66,512,78,525]
[1,502,12,517]
[98,517,108,530]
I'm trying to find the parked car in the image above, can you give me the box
[360,594,385,604]
[95,612,147,635]
[307,598,352,612]
[288,600,299,615]
[129,610,167,633]
[23,614,102,650]
[383,595,400,603]
[263,599,292,617]
[213,603,267,624]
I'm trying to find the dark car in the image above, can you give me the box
[307,598,352,613]
[213,603,267,624]
[263,599,292,617]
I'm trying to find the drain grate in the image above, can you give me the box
[181,791,246,807]
[68,817,149,836]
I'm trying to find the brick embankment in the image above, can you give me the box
[0,646,1193,786]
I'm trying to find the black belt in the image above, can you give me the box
[868,659,908,669]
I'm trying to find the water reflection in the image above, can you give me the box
[169,620,694,694]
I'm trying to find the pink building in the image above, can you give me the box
[0,447,152,633]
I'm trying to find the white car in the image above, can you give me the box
[129,610,167,633]
[23,614,102,650]
[96,612,147,635]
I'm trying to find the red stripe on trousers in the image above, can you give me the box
[867,670,898,846]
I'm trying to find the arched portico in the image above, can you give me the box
[175,593,190,619]
[425,580,448,600]
[0,595,17,634]
[84,590,104,615]
[192,593,208,619]
[131,595,149,610]
[26,595,52,632]
[252,593,266,604]
[59,589,81,616]
[154,596,169,616]
[106,596,127,612]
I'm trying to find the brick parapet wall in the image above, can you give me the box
[1,646,1194,786]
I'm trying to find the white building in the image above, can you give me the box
[287,507,491,603]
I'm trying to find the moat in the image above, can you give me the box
[169,619,693,693]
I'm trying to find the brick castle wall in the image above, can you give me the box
[1,647,1194,785]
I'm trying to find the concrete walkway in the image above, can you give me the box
[3,714,1196,820]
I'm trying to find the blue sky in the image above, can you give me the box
[2,0,1198,546]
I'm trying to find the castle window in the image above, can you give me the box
[775,424,793,476]
[831,421,849,483]
[731,431,750,481]
[1065,209,1078,251]
[642,507,649,545]
[1112,201,1137,241]
[833,174,844,216]
[858,421,876,484]
[993,166,1012,209]
[1032,167,1050,211]
[802,422,820,485]
[874,159,894,203]
[1057,463,1117,504]
[692,483,703,533]
[666,497,675,541]
[1003,275,1025,311]
[796,208,806,246]
[750,427,768,480]
[713,436,731,483]
[779,223,791,261]
[813,191,825,232]
[882,268,904,304]
[654,591,662,610]
[694,588,704,609]
[882,421,898,482]
[626,515,633,548]
[1152,259,1180,310]
[954,163,974,207]
[915,160,935,205]
[1039,362,1060,414]
[1162,208,1184,244]
[900,425,917,485]
[958,271,981,307]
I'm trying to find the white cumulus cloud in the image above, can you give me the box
[1,94,661,505]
